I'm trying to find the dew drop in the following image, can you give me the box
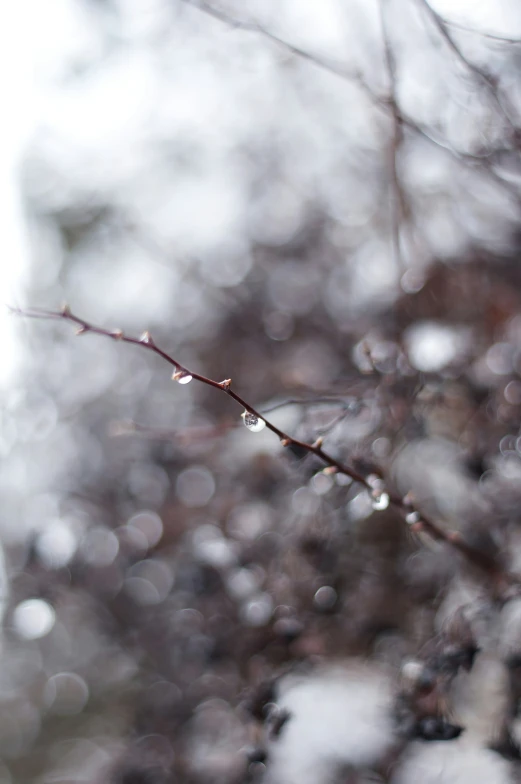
[172,369,193,385]
[372,492,390,511]
[313,585,337,611]
[405,511,420,525]
[242,411,266,433]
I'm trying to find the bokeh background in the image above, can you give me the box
[3,1,521,782]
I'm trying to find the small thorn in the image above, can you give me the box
[172,370,183,381]
[75,326,88,336]
[447,531,461,544]
[313,437,324,449]
[111,329,124,340]
[280,438,292,447]
[221,378,232,390]
[403,491,415,507]
[139,330,154,345]
[322,466,338,475]
[61,303,71,316]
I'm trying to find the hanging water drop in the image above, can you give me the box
[405,511,420,525]
[372,492,390,511]
[242,411,266,433]
[172,369,193,385]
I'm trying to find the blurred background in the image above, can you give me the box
[3,1,521,782]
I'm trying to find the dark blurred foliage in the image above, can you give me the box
[4,1,521,783]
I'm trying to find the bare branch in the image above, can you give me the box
[416,0,520,137]
[442,19,521,45]
[180,0,521,212]
[11,304,520,588]
[179,0,380,101]
[378,0,408,273]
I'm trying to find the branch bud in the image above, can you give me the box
[322,466,337,475]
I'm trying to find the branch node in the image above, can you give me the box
[139,331,154,345]
[221,379,232,390]
[280,438,292,447]
[111,329,124,340]
[403,491,415,508]
[322,466,338,475]
[447,531,461,544]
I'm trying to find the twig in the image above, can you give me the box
[179,0,379,101]
[416,0,520,137]
[11,304,521,587]
[441,19,521,45]
[379,0,408,273]
[260,396,361,415]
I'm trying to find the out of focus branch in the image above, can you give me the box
[442,20,521,44]
[11,305,521,589]
[379,0,408,272]
[180,0,521,211]
[179,0,379,100]
[416,0,520,138]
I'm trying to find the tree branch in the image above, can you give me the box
[179,0,380,101]
[379,0,408,273]
[11,304,520,589]
[416,0,520,138]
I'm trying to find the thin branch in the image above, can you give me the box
[378,0,408,273]
[182,0,521,209]
[182,0,521,225]
[442,19,521,45]
[260,396,361,415]
[416,0,520,137]
[179,0,380,101]
[11,304,521,588]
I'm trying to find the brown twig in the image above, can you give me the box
[11,304,521,588]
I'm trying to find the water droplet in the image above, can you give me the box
[242,411,266,432]
[372,492,390,511]
[367,474,384,491]
[405,511,420,525]
[313,585,337,611]
[172,369,193,385]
